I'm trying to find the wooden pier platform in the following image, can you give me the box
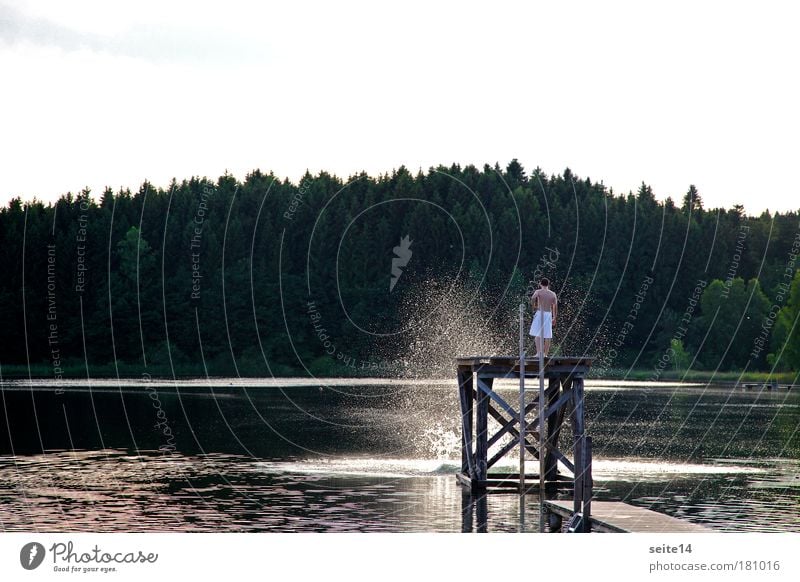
[456,355,594,491]
[456,351,713,533]
[455,355,593,377]
[544,500,711,533]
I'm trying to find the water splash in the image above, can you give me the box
[382,279,516,379]
[415,423,461,460]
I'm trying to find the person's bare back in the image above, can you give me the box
[531,287,557,316]
[529,278,558,356]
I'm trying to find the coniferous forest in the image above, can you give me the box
[1,160,799,379]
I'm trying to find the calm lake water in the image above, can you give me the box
[0,378,798,532]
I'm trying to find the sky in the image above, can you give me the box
[1,0,799,214]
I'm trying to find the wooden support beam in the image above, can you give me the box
[571,377,586,516]
[486,399,539,446]
[583,436,593,530]
[543,385,573,420]
[486,402,537,446]
[547,377,570,475]
[573,448,583,515]
[458,368,475,478]
[487,434,539,469]
[476,376,516,416]
[475,378,491,482]
[476,493,488,533]
[485,402,539,469]
[486,404,515,448]
[544,376,561,483]
[544,444,575,474]
[461,490,474,533]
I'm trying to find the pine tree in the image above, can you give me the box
[681,185,703,215]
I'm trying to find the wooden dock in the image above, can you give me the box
[544,500,711,533]
[455,355,594,377]
[456,354,596,533]
[456,355,594,495]
[455,351,715,533]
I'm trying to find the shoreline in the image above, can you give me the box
[1,367,797,389]
[1,365,798,385]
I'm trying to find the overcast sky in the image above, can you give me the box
[1,1,798,214]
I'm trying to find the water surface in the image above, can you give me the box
[0,378,797,532]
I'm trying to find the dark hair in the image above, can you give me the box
[540,277,550,287]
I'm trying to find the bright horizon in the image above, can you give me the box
[1,1,799,214]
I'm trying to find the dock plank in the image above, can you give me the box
[544,500,710,533]
[455,356,594,378]
[456,355,593,366]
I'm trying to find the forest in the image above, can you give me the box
[1,160,799,379]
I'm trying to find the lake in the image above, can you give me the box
[0,378,797,532]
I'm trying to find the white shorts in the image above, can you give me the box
[529,311,553,339]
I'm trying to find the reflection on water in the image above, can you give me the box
[0,450,470,532]
[0,379,798,532]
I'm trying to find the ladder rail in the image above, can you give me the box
[538,305,546,531]
[518,303,525,495]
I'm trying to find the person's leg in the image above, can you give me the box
[542,312,553,356]
[531,311,543,356]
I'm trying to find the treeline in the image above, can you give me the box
[0,161,799,378]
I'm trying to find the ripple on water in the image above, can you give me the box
[0,450,797,532]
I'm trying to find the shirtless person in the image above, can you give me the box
[529,278,557,357]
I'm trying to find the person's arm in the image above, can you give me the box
[530,289,538,311]
[552,295,558,324]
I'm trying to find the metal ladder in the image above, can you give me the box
[518,303,545,510]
